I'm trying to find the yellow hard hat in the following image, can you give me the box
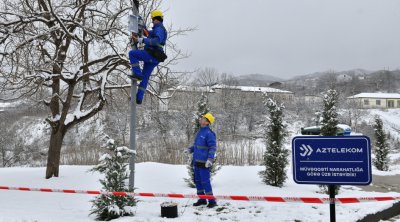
[202,113,215,124]
[151,10,164,18]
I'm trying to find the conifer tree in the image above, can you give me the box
[373,116,390,171]
[259,96,288,187]
[193,93,210,134]
[319,89,340,194]
[320,89,339,136]
[183,158,197,188]
[90,138,137,221]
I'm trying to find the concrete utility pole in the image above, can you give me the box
[128,0,140,190]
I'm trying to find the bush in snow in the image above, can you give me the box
[259,96,288,187]
[319,89,340,195]
[373,116,390,171]
[90,138,137,221]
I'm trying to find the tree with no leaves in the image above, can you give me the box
[0,0,192,178]
[193,67,219,87]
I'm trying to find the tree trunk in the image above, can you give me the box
[45,128,65,179]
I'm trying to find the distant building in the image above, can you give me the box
[303,95,323,104]
[211,84,294,101]
[269,82,283,88]
[164,85,294,111]
[161,86,215,111]
[347,93,400,109]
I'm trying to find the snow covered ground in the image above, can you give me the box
[1,162,399,222]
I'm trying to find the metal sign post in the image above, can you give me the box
[328,185,336,222]
[292,135,372,222]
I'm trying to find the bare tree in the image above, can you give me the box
[0,0,192,178]
[193,67,219,87]
[342,98,364,133]
[316,71,337,93]
[0,117,12,167]
[179,93,197,143]
[216,74,243,137]
[0,116,38,167]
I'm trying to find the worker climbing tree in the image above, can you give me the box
[128,10,168,104]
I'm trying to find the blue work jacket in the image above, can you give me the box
[190,126,217,163]
[143,22,167,52]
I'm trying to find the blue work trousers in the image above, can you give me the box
[194,166,216,203]
[128,50,158,104]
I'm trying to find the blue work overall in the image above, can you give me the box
[128,22,167,104]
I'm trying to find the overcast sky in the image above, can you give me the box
[162,0,400,79]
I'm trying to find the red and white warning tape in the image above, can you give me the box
[1,186,399,204]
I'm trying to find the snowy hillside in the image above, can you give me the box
[0,163,399,222]
[369,109,400,141]
[366,109,400,168]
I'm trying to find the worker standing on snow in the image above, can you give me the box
[185,113,218,208]
[129,10,167,104]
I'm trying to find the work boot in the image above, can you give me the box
[207,202,217,208]
[193,200,207,206]
[136,89,145,104]
[127,70,143,81]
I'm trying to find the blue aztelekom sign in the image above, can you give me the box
[292,136,372,185]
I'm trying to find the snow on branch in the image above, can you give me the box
[64,100,104,126]
[47,1,84,44]
[104,84,131,90]
[1,26,62,56]
[0,11,54,26]
[100,72,107,100]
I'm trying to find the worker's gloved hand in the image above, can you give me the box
[131,34,143,44]
[140,21,147,31]
[205,159,213,168]
[131,34,138,43]
[183,147,191,155]
[183,148,192,160]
